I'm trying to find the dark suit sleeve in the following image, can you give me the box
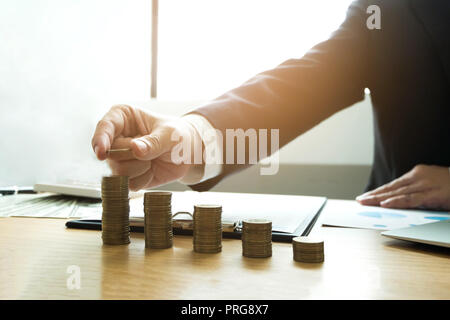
[189,0,370,191]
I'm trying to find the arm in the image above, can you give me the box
[189,0,370,191]
[90,1,370,192]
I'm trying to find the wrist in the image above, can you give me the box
[178,114,223,185]
[177,117,206,185]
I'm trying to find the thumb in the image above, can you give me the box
[131,127,173,161]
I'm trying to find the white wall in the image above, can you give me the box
[157,0,353,100]
[280,95,373,165]
[0,0,150,186]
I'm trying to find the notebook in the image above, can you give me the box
[0,190,327,243]
[66,191,327,242]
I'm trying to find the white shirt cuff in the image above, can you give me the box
[178,114,223,185]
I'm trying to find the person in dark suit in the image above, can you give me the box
[91,0,450,210]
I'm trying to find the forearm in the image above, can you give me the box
[192,1,369,150]
[181,0,370,189]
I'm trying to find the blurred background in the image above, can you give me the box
[0,0,373,199]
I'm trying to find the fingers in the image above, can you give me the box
[110,136,134,149]
[92,105,131,160]
[130,126,175,161]
[357,174,414,200]
[380,191,428,209]
[356,182,427,206]
[129,166,176,191]
[358,165,432,201]
[107,137,136,161]
[92,106,181,164]
[92,119,116,160]
[129,168,154,191]
[355,164,450,210]
[108,159,152,179]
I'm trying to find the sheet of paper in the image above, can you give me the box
[321,200,450,230]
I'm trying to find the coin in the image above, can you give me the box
[241,219,272,258]
[144,191,173,249]
[101,175,130,245]
[193,204,222,253]
[106,148,133,159]
[292,236,324,263]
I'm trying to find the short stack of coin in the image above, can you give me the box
[242,219,272,258]
[144,191,173,249]
[101,176,130,245]
[193,205,222,253]
[292,237,324,263]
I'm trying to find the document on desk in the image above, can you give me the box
[97,191,325,233]
[322,200,450,230]
[160,191,326,234]
[0,191,326,234]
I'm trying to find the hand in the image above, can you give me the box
[91,104,198,191]
[356,164,450,210]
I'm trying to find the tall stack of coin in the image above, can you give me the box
[193,205,222,253]
[144,191,173,249]
[292,237,324,263]
[101,176,130,245]
[242,219,272,258]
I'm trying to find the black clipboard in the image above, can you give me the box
[65,198,326,243]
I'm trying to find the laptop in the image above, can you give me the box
[381,219,450,248]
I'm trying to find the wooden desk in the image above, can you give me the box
[0,200,449,299]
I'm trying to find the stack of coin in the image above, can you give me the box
[292,237,324,263]
[242,219,272,258]
[144,191,173,249]
[193,204,222,253]
[101,176,130,245]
